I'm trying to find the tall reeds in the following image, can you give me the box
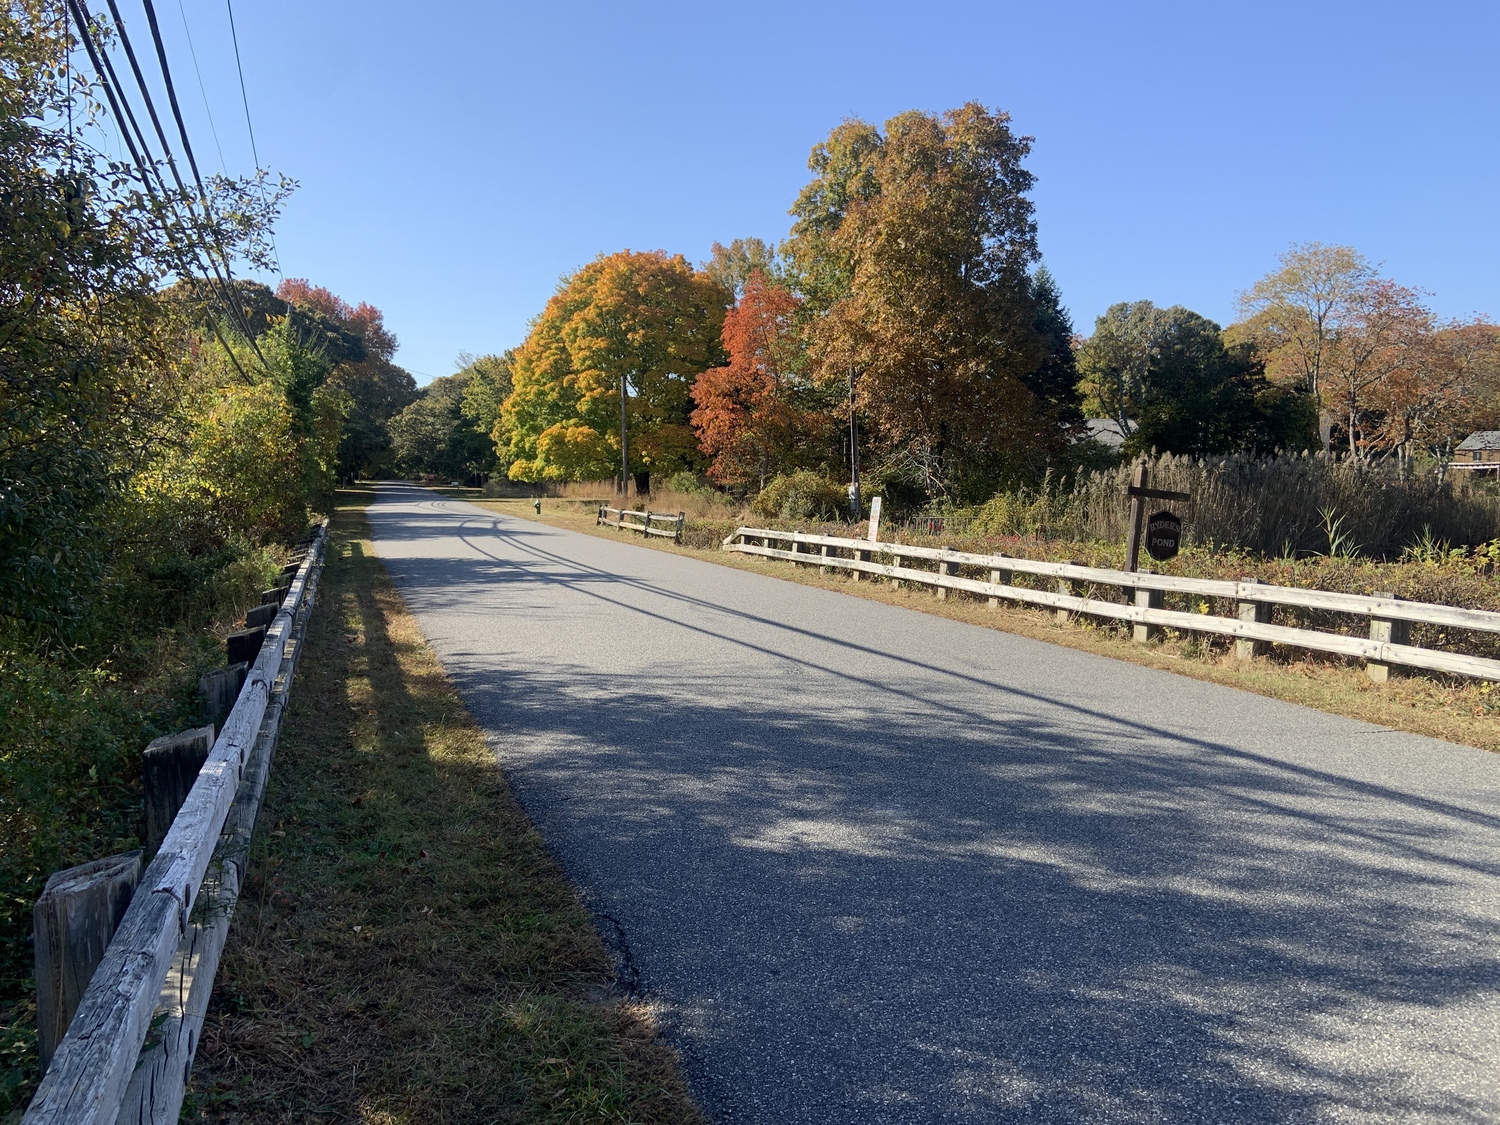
[969,453,1500,558]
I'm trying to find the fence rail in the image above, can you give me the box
[598,505,685,544]
[24,524,329,1125]
[721,526,1500,683]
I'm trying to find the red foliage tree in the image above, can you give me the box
[690,272,812,491]
[276,278,397,360]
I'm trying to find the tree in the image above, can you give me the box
[388,370,496,478]
[499,251,729,488]
[1232,243,1380,451]
[275,279,416,477]
[702,238,779,301]
[1078,302,1314,456]
[690,271,823,491]
[1024,266,1085,433]
[786,104,1064,502]
[0,0,286,633]
[457,351,514,459]
[1319,280,1430,457]
[1371,318,1500,476]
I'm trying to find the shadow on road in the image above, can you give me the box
[373,486,1500,1124]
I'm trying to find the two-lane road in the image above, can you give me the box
[368,483,1500,1123]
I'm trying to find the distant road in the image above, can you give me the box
[368,483,1500,1124]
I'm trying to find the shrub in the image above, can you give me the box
[752,471,849,521]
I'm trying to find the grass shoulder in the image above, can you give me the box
[185,489,703,1123]
[447,491,1500,755]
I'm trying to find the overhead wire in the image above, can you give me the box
[98,0,267,366]
[137,0,270,357]
[173,0,226,174]
[66,0,255,384]
[224,0,282,281]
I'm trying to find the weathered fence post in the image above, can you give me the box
[1368,593,1410,682]
[936,551,953,601]
[34,852,143,1070]
[675,512,685,545]
[1134,582,1164,643]
[197,663,247,730]
[890,550,903,589]
[1055,568,1077,625]
[987,564,1013,608]
[821,543,831,574]
[142,727,215,853]
[226,625,266,667]
[244,602,276,630]
[1236,579,1272,660]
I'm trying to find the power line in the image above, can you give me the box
[139,0,265,323]
[174,0,226,174]
[224,0,281,279]
[224,0,259,171]
[99,0,266,364]
[67,0,256,384]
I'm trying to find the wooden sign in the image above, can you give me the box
[1146,510,1182,561]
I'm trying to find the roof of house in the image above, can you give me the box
[1082,418,1129,448]
[1456,431,1500,451]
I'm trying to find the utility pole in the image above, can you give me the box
[619,372,629,498]
[847,367,862,520]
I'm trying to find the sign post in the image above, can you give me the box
[867,495,882,543]
[1124,460,1190,572]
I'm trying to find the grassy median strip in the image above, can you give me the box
[184,489,703,1124]
[449,493,1500,754]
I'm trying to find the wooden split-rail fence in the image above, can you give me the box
[722,526,1500,683]
[597,505,686,544]
[23,524,329,1124]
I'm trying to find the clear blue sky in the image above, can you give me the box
[148,0,1498,384]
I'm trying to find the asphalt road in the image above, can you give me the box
[367,483,1500,1124]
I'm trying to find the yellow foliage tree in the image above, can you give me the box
[499,251,729,485]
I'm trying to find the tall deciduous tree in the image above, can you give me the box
[275,279,416,477]
[457,351,514,467]
[388,370,495,478]
[785,104,1065,501]
[499,251,729,487]
[1232,243,1382,452]
[690,271,822,491]
[1372,319,1500,476]
[702,238,779,301]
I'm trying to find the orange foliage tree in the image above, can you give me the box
[690,272,821,491]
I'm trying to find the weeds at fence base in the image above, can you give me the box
[182,490,703,1124]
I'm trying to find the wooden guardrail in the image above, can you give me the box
[598,505,686,544]
[24,524,329,1124]
[722,526,1500,683]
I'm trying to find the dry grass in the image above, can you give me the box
[451,494,1500,755]
[184,489,704,1125]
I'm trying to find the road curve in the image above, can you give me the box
[367,483,1500,1124]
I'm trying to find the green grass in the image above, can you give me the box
[184,490,703,1124]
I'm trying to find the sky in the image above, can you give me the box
[136,0,1500,384]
